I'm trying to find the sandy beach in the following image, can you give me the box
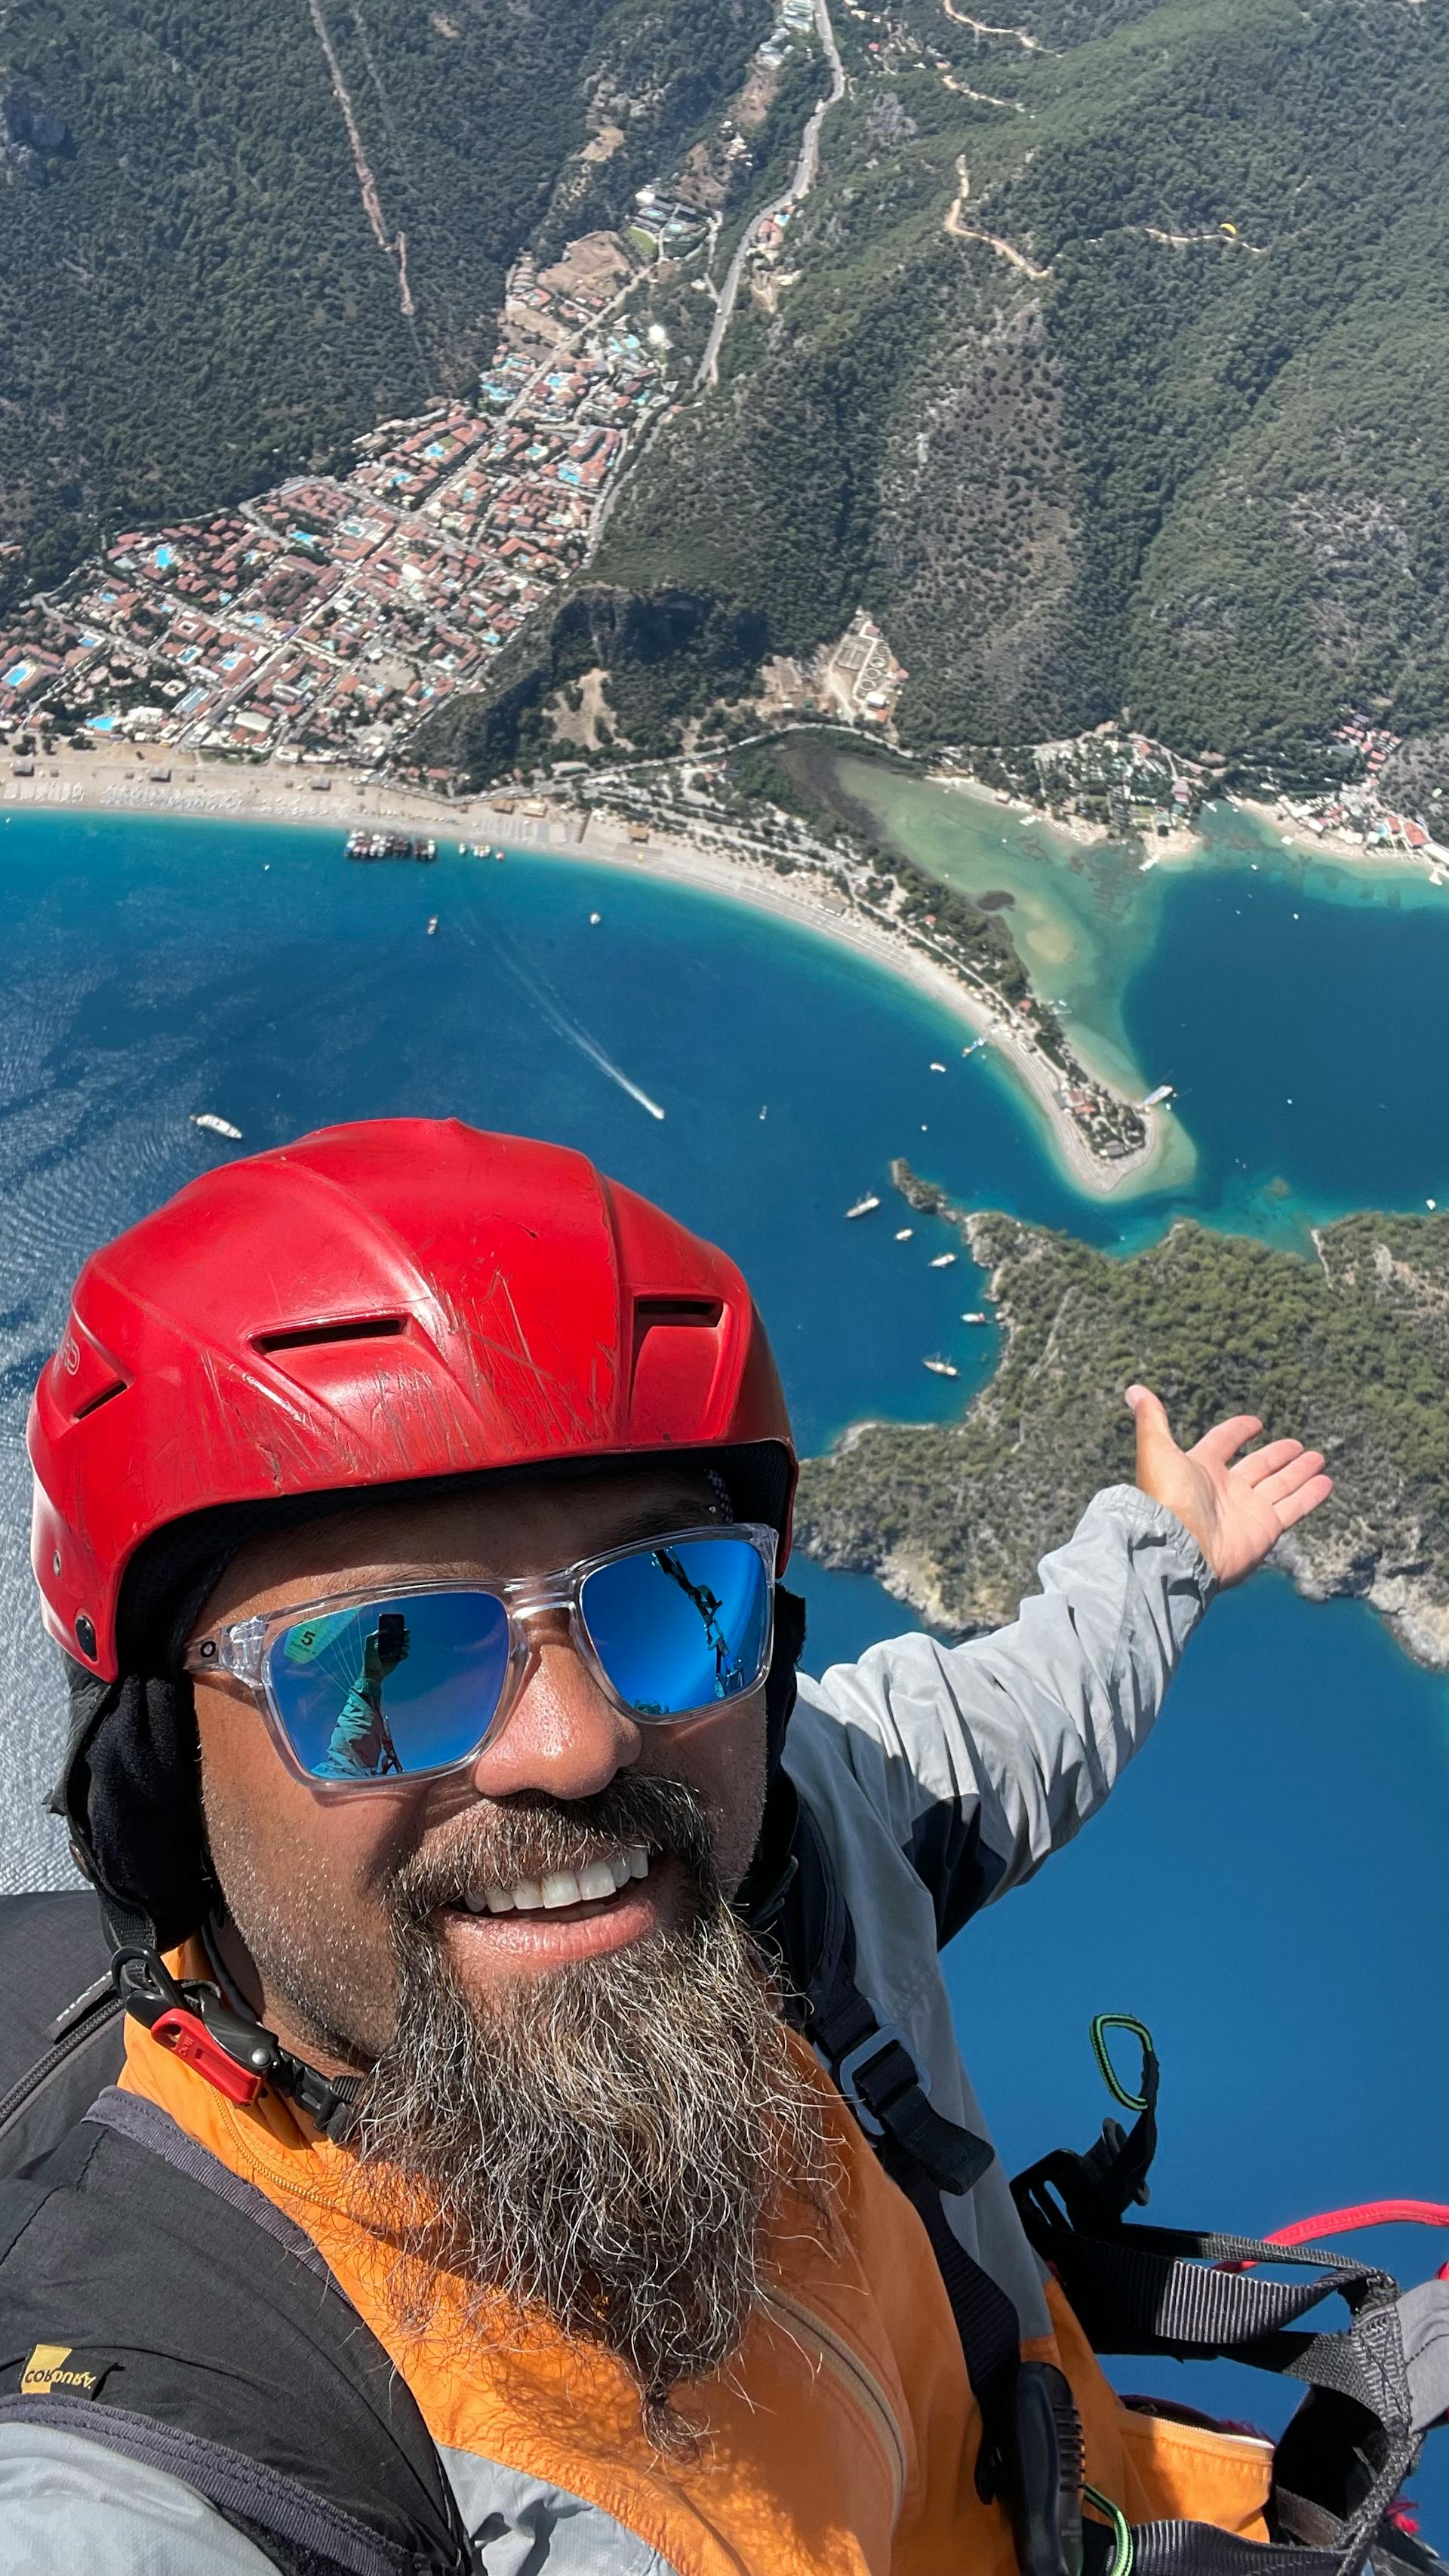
[0,746,1180,1201]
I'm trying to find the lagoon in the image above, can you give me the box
[0,801,1445,2525]
[829,751,1449,1246]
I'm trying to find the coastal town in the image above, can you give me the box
[0,0,831,780]
[0,0,1441,1202]
[0,278,672,771]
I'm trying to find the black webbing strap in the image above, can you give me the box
[808,1968,996,2198]
[769,1799,1090,2567]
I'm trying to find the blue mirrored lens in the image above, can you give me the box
[267,1590,510,1782]
[580,1537,771,1719]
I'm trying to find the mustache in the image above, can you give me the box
[387,1774,718,1921]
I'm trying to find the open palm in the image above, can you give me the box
[1127,1385,1333,1588]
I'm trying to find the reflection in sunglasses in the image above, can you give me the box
[316,1618,409,1780]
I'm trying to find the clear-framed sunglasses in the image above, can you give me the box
[184,1522,777,1790]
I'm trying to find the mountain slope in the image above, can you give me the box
[594,0,1449,760]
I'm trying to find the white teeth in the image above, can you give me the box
[460,1854,647,1918]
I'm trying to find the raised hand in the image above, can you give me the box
[1126,1385,1332,1589]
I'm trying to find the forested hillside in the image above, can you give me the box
[0,0,764,606]
[796,1195,1449,1669]
[595,0,1449,762]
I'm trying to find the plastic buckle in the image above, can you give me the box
[835,2023,923,2140]
[149,2006,267,2107]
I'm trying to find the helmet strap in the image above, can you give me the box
[109,1941,365,2140]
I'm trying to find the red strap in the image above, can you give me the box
[1222,2201,1449,2279]
[1265,2201,1449,2249]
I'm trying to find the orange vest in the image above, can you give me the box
[120,1989,1273,2574]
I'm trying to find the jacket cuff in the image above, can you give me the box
[1083,1482,1219,1603]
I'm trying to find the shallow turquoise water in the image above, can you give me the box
[1,802,1446,2523]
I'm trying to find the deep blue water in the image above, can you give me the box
[1121,850,1449,1240]
[2,805,1447,2528]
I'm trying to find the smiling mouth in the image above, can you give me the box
[445,1843,653,1919]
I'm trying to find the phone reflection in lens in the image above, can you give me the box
[269,1593,511,1783]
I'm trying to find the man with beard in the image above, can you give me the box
[0,1119,1332,2574]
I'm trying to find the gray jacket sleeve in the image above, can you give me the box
[0,2426,278,2576]
[794,1485,1214,1944]
[0,2427,680,2574]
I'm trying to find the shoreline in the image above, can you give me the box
[1232,794,1448,885]
[0,747,1180,1202]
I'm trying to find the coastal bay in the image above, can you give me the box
[0,749,1188,1202]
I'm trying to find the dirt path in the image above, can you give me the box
[943,155,1050,275]
[307,0,414,316]
[938,69,1023,107]
[942,3,1044,48]
[1137,223,1266,254]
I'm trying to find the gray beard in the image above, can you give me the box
[337,1778,834,2441]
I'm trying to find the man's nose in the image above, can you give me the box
[468,1622,640,1802]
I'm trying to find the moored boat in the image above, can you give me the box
[345,830,436,862]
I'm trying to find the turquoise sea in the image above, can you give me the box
[2,800,1447,2523]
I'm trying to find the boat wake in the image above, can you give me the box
[478,925,667,1121]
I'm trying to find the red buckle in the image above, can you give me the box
[149,2006,265,2107]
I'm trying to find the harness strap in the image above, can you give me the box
[762,1793,1087,2575]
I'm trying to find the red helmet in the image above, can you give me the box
[29,1118,795,1682]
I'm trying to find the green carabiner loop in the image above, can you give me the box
[1089,2014,1155,2114]
[1084,2484,1134,2576]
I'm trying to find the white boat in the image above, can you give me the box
[923,1356,958,1378]
[961,1036,991,1057]
[426,916,438,935]
[1140,1082,1174,1109]
[845,1194,881,1219]
[929,1251,956,1268]
[928,1060,946,1073]
[589,912,601,925]
[894,1226,913,1242]
[192,1113,242,1141]
[961,1310,988,1325]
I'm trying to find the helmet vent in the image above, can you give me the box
[629,1297,725,1433]
[72,1376,128,1422]
[254,1316,407,1356]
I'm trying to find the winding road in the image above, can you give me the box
[696,0,846,390]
